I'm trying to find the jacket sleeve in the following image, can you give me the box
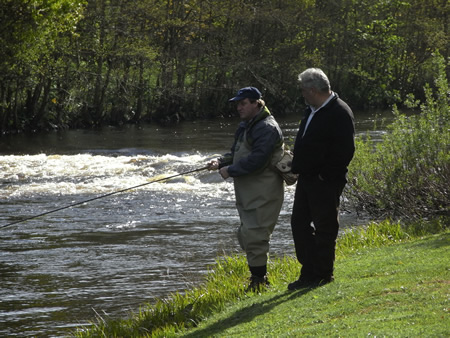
[291,117,307,175]
[321,100,355,181]
[218,123,245,168]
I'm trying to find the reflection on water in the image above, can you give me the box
[0,112,393,336]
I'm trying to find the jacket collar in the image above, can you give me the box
[236,106,271,141]
[305,92,339,115]
[246,106,271,129]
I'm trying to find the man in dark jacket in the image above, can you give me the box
[288,68,355,290]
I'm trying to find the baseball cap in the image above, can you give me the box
[229,87,262,102]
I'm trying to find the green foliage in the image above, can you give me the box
[348,53,450,220]
[336,218,448,257]
[1,0,449,131]
[0,0,86,131]
[337,220,411,258]
[0,0,450,132]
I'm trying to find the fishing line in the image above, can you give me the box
[0,166,209,230]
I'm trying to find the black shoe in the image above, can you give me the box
[312,275,334,287]
[306,276,335,289]
[287,277,313,291]
[246,275,270,292]
[288,275,334,290]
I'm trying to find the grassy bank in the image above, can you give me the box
[183,230,449,337]
[74,219,449,337]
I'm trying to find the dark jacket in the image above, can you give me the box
[220,106,283,177]
[291,93,355,182]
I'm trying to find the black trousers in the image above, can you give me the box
[290,176,346,280]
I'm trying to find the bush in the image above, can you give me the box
[347,53,449,221]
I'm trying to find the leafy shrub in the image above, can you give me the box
[347,53,449,221]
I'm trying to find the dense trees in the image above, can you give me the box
[1,0,87,131]
[0,0,448,132]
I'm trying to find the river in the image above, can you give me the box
[0,111,390,337]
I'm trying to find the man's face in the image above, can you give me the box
[300,86,315,106]
[236,98,259,121]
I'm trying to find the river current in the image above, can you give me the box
[0,112,389,336]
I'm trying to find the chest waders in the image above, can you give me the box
[233,130,284,267]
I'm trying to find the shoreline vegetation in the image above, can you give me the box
[74,220,449,337]
[74,58,449,337]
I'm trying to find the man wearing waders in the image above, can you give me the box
[208,87,285,292]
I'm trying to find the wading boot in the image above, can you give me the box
[246,275,270,293]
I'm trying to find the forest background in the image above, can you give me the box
[1,0,448,133]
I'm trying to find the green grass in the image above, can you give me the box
[183,232,449,337]
[74,219,449,337]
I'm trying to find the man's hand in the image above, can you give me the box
[207,159,220,170]
[219,166,230,179]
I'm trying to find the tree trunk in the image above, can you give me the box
[133,57,145,122]
[31,78,52,129]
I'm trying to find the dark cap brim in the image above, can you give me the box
[229,96,245,102]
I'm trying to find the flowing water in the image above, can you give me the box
[0,112,391,337]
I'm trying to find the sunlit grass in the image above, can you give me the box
[184,230,449,337]
[74,218,448,337]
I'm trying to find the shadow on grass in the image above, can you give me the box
[182,287,314,338]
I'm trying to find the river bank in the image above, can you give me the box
[74,219,449,337]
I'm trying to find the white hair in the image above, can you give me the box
[298,68,331,92]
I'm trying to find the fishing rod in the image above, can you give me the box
[0,165,210,230]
